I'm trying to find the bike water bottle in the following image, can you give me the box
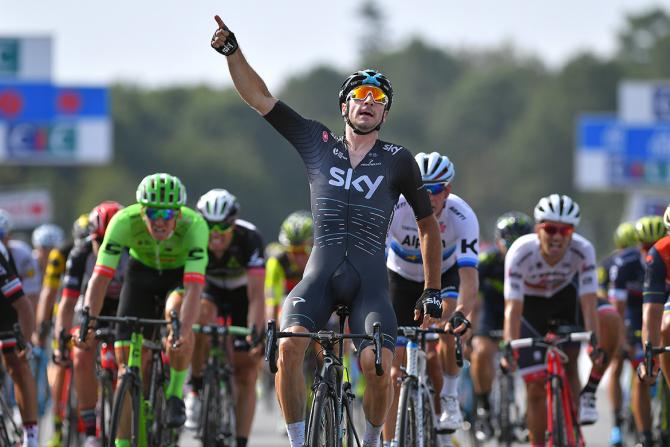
[100,343,117,370]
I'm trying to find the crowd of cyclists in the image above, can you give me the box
[2,13,670,447]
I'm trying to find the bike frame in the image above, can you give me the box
[394,327,444,447]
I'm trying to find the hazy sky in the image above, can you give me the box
[2,1,669,90]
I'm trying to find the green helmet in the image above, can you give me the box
[635,215,666,245]
[613,222,636,249]
[135,173,186,209]
[279,211,313,246]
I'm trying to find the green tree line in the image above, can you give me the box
[2,7,670,256]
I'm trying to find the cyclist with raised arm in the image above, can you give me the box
[265,211,313,323]
[0,239,38,447]
[77,173,209,443]
[211,17,443,447]
[502,194,620,446]
[382,151,478,443]
[53,201,126,447]
[639,206,670,389]
[607,216,665,447]
[470,211,532,441]
[182,189,265,447]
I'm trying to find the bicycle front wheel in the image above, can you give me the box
[307,382,337,447]
[107,374,141,447]
[420,386,439,447]
[201,372,222,447]
[63,368,80,447]
[549,376,566,447]
[396,378,418,447]
[99,372,115,447]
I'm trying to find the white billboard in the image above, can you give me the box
[0,188,52,229]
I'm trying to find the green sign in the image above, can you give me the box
[0,39,19,75]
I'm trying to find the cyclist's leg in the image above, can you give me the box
[0,301,38,446]
[113,260,180,440]
[47,360,67,445]
[74,299,118,440]
[277,274,333,447]
[226,285,260,447]
[348,276,396,446]
[185,292,215,429]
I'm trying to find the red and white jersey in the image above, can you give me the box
[504,232,598,300]
[386,193,479,282]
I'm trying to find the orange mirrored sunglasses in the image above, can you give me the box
[348,85,389,105]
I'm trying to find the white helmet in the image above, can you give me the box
[663,204,670,232]
[32,223,65,249]
[534,194,581,226]
[0,209,12,237]
[196,189,239,222]
[415,152,455,184]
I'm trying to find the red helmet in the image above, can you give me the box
[89,201,123,240]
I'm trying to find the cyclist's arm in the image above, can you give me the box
[82,272,112,316]
[55,246,89,337]
[608,261,627,319]
[579,242,600,341]
[214,17,277,115]
[416,215,441,290]
[12,295,35,344]
[181,215,209,330]
[264,256,285,321]
[579,292,600,341]
[247,271,265,334]
[34,248,65,343]
[503,298,523,342]
[456,266,479,318]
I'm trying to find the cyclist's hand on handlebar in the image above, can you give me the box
[73,326,95,350]
[588,344,607,368]
[168,327,193,353]
[637,360,659,385]
[500,342,518,372]
[414,289,443,327]
[248,326,265,357]
[446,310,471,335]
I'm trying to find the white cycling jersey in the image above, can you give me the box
[504,232,598,301]
[386,193,479,283]
[8,239,40,295]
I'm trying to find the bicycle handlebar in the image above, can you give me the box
[264,319,385,376]
[509,331,592,350]
[643,341,670,380]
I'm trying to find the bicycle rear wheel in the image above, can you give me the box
[396,378,418,447]
[307,382,337,447]
[0,393,22,445]
[107,374,141,447]
[498,372,514,447]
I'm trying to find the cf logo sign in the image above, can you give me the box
[328,167,384,199]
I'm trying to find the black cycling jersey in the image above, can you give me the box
[610,247,644,302]
[474,247,505,339]
[0,242,24,337]
[204,219,265,293]
[597,250,619,295]
[264,101,433,351]
[61,240,127,302]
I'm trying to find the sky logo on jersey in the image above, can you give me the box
[328,167,383,199]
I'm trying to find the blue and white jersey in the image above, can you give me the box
[386,193,480,282]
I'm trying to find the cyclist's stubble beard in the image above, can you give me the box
[342,99,387,135]
[429,186,451,218]
[143,216,177,241]
[208,229,234,258]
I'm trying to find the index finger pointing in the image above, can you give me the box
[214,15,226,29]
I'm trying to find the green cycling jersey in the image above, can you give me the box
[94,203,209,283]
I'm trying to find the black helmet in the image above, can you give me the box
[339,69,393,110]
[495,211,533,248]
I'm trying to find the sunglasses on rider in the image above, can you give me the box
[423,183,447,195]
[348,85,389,105]
[144,207,177,221]
[539,223,574,237]
[208,220,234,234]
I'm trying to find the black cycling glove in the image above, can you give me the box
[415,288,443,319]
[211,26,239,56]
[448,310,471,333]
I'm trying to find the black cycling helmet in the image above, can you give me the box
[495,211,533,248]
[339,69,394,111]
